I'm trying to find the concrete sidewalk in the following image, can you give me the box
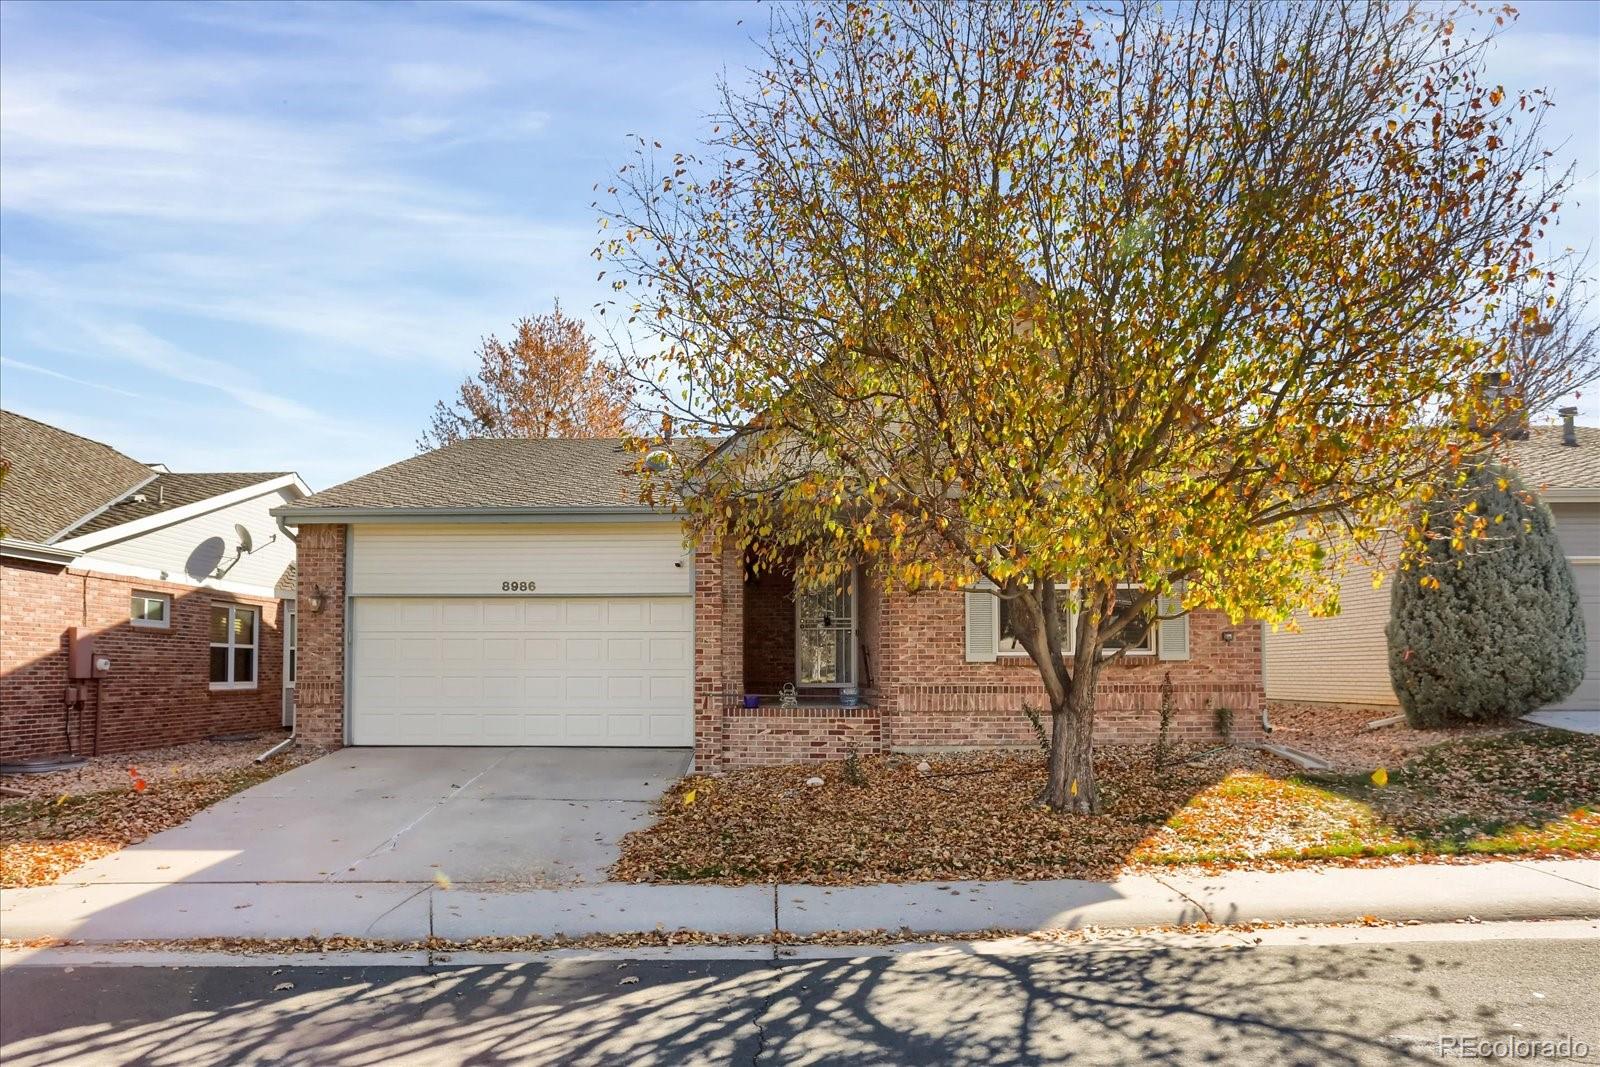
[2,859,1595,944]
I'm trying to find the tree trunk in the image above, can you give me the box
[1046,669,1100,813]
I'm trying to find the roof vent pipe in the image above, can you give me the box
[1559,406,1579,447]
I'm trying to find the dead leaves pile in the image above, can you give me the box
[0,750,319,888]
[614,745,1290,885]
[615,731,1600,886]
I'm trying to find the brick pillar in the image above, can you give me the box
[295,523,347,749]
[693,532,743,769]
[873,582,910,749]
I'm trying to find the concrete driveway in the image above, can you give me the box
[62,747,690,888]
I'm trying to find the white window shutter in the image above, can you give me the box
[964,588,998,662]
[1157,584,1190,661]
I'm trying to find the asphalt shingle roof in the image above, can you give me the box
[0,411,155,543]
[68,472,292,537]
[288,438,654,512]
[1503,424,1600,491]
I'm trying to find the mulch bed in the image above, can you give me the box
[0,736,293,799]
[0,747,321,888]
[615,730,1600,885]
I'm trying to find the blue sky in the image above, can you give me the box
[2,1,1596,492]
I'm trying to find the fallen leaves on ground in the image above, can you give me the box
[615,731,1600,885]
[1265,702,1521,771]
[0,749,321,888]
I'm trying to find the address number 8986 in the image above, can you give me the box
[501,580,537,592]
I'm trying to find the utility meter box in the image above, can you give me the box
[67,627,110,679]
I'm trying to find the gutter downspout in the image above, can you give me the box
[275,515,299,543]
[255,734,297,763]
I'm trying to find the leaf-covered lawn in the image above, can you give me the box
[614,730,1600,885]
[0,751,319,888]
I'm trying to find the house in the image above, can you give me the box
[0,411,309,763]
[276,438,1264,768]
[1265,413,1599,714]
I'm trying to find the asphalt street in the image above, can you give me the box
[3,932,1597,1065]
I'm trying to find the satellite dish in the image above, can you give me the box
[644,449,676,472]
[234,524,254,554]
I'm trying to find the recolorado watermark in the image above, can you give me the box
[1431,1035,1591,1060]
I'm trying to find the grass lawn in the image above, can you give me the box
[0,750,318,888]
[613,728,1600,885]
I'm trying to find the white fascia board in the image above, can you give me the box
[55,474,310,551]
[0,538,84,565]
[71,555,284,600]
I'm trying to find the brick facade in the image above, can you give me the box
[1,559,285,763]
[695,564,1265,768]
[292,523,347,749]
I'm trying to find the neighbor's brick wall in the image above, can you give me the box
[292,524,347,749]
[1,559,283,762]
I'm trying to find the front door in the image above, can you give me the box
[796,571,856,687]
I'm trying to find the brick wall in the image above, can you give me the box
[1,559,285,762]
[742,565,795,694]
[292,523,347,749]
[718,703,881,767]
[876,587,1265,750]
[692,571,1265,768]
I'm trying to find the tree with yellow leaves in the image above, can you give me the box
[599,1,1569,812]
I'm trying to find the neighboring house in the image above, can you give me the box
[0,412,309,763]
[277,438,1264,769]
[1265,415,1599,713]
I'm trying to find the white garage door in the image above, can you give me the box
[350,596,693,746]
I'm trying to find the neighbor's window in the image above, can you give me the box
[210,604,258,688]
[1102,585,1156,654]
[999,591,1075,657]
[130,592,171,629]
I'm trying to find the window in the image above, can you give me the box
[1102,585,1156,654]
[210,604,258,689]
[284,605,297,685]
[130,592,171,629]
[999,589,1075,657]
[995,585,1154,656]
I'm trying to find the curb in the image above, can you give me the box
[3,859,1595,944]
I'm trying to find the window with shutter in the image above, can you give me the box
[964,588,998,662]
[1157,585,1191,661]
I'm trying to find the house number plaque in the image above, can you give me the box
[500,580,538,592]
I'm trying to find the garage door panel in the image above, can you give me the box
[608,638,645,664]
[351,596,693,746]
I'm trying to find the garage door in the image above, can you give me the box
[350,596,692,746]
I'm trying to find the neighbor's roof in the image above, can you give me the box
[1503,424,1600,492]
[282,438,657,515]
[69,472,294,537]
[0,410,155,542]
